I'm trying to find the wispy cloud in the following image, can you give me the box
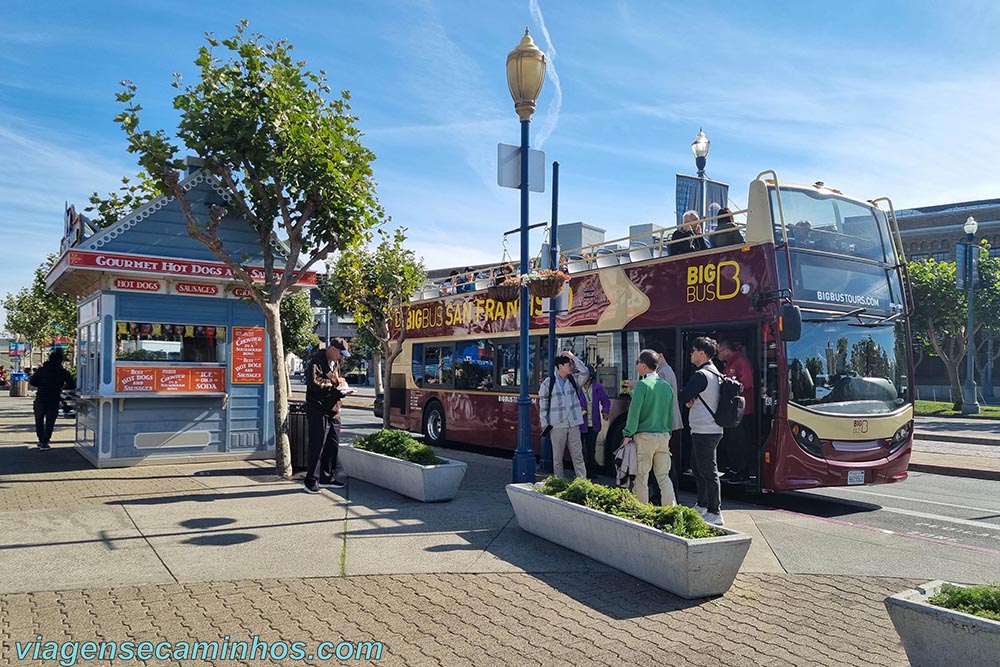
[528,0,562,149]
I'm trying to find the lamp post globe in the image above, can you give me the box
[691,128,710,176]
[964,215,979,238]
[691,128,711,216]
[506,28,546,483]
[962,216,980,414]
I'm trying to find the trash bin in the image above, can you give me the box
[9,373,28,397]
[288,401,309,471]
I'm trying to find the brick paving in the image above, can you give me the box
[0,395,918,666]
[1,573,916,666]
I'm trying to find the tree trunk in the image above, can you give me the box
[944,359,963,411]
[262,301,293,477]
[382,344,395,431]
[373,352,383,395]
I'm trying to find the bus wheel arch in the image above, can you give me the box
[422,401,447,445]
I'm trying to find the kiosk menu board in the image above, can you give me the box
[231,327,266,384]
[115,366,226,393]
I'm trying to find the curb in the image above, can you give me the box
[914,432,1000,447]
[907,462,1000,482]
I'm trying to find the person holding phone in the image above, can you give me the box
[303,337,353,494]
[538,350,589,480]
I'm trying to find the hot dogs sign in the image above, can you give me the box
[114,366,226,393]
[231,327,266,384]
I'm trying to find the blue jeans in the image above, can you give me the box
[691,432,723,513]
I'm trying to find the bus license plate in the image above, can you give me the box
[847,470,865,485]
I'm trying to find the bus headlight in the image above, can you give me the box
[789,421,823,458]
[889,421,913,453]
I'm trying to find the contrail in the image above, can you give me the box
[529,0,561,149]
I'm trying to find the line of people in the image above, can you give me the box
[540,336,754,528]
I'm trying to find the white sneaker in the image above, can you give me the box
[693,505,708,517]
[704,512,725,526]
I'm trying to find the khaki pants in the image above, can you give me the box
[634,432,675,506]
[551,427,586,480]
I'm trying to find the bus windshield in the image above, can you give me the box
[771,188,892,263]
[786,320,908,415]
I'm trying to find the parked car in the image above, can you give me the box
[374,392,384,419]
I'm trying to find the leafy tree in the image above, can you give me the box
[971,243,1000,389]
[115,22,384,476]
[280,290,320,358]
[86,172,165,228]
[909,245,1000,408]
[908,258,969,409]
[2,255,77,367]
[324,228,425,429]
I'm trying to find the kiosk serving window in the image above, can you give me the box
[115,322,227,363]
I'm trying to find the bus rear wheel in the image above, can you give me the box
[422,402,446,446]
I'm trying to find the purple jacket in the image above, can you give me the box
[579,381,612,433]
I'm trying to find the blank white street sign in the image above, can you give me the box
[497,143,545,192]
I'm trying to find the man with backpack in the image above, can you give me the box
[539,351,589,480]
[678,337,732,526]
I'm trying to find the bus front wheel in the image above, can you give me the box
[422,402,447,446]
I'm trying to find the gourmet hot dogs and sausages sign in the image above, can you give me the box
[231,327,266,384]
[68,249,317,285]
[114,366,226,393]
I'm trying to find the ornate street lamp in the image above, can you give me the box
[962,216,980,414]
[691,128,711,216]
[507,28,547,483]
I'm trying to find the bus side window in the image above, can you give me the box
[411,343,425,387]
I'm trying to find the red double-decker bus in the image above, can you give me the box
[383,173,913,492]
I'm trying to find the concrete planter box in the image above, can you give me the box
[506,483,751,598]
[339,445,466,502]
[885,580,1000,667]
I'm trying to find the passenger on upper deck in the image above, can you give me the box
[668,210,709,255]
[456,267,476,293]
[494,263,516,286]
[712,207,744,247]
[788,220,831,250]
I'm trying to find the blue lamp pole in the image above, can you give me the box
[962,216,981,415]
[507,28,547,483]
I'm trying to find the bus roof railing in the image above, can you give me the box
[410,207,752,301]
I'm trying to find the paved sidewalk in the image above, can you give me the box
[0,396,921,666]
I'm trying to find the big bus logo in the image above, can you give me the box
[686,261,742,303]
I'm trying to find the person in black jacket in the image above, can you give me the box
[711,207,744,247]
[668,210,709,255]
[29,350,76,450]
[303,338,354,494]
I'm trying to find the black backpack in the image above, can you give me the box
[697,366,745,428]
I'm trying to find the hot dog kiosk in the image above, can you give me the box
[46,165,315,467]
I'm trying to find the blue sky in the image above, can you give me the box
[2,0,1000,333]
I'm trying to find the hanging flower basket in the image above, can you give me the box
[522,270,569,299]
[487,283,520,302]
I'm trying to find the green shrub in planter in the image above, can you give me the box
[538,476,724,539]
[353,430,443,466]
[929,582,1000,621]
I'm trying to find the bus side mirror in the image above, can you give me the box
[780,304,802,341]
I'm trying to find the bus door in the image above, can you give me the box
[678,326,761,482]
